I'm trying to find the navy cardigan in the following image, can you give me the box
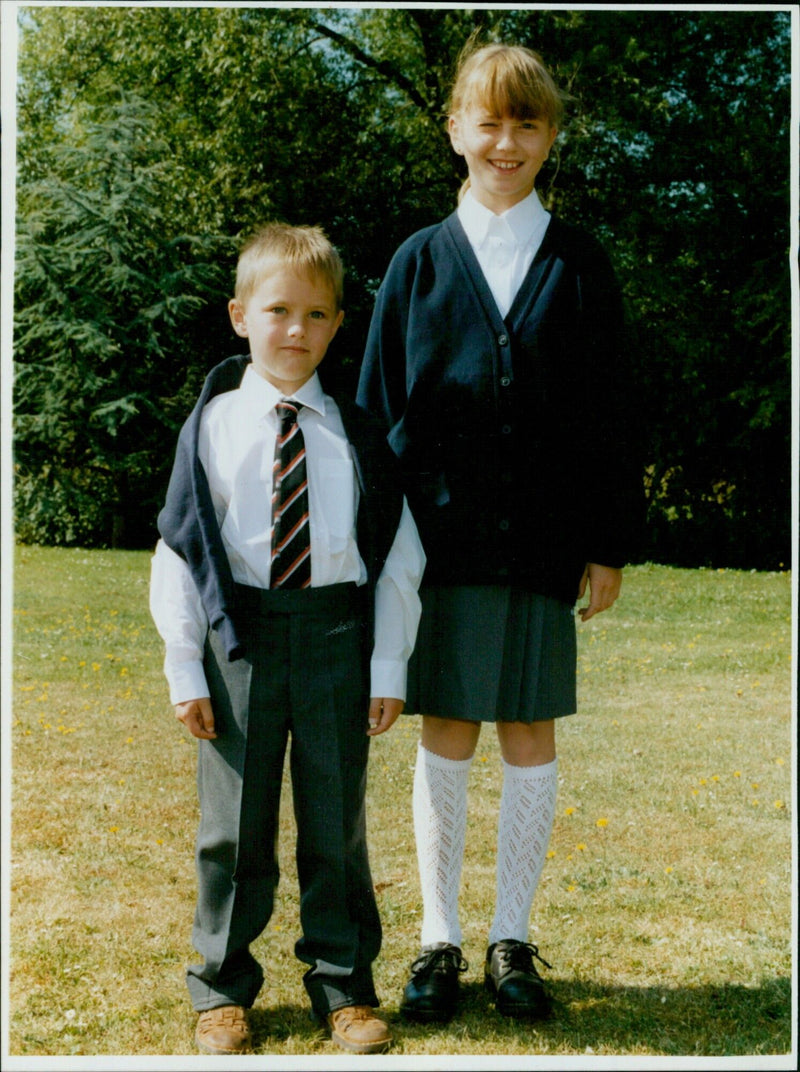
[357,212,643,605]
[158,355,405,660]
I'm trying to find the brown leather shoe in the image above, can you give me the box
[327,1005,392,1054]
[195,1005,251,1055]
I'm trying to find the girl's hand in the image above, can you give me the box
[367,697,404,736]
[175,697,217,739]
[577,563,622,621]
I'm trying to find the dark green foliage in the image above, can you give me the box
[13,7,792,565]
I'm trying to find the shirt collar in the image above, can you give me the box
[239,364,327,419]
[458,188,548,250]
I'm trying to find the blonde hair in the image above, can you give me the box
[234,222,344,308]
[448,41,565,127]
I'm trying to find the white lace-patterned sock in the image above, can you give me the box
[413,742,473,948]
[488,756,558,946]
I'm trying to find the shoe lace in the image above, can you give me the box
[410,945,469,980]
[502,941,552,973]
[199,1006,248,1032]
[334,1006,373,1028]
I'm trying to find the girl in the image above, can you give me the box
[357,42,642,1023]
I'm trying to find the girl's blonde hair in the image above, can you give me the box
[448,41,566,203]
[234,222,344,308]
[448,41,565,127]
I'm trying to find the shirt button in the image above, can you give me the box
[498,334,509,346]
[499,519,510,531]
[500,376,511,387]
[502,424,512,435]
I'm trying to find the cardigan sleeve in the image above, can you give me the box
[357,242,415,442]
[572,232,644,568]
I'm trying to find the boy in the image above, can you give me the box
[150,223,425,1056]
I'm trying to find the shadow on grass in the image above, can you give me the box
[245,976,792,1056]
[437,975,792,1056]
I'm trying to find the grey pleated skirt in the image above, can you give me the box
[405,585,577,723]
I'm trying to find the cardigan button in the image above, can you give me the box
[499,519,510,531]
[501,424,512,435]
[500,376,511,387]
[498,334,509,346]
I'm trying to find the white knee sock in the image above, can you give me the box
[488,756,558,946]
[413,742,473,948]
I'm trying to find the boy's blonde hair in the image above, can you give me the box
[234,222,344,308]
[448,41,565,129]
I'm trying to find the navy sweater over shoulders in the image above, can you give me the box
[158,355,404,660]
[357,212,643,604]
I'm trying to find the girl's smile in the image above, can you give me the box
[449,109,557,214]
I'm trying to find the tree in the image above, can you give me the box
[14,94,232,546]
[13,5,792,566]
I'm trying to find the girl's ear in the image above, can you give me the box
[228,299,248,338]
[448,115,464,155]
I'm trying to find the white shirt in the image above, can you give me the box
[457,189,551,318]
[150,366,425,705]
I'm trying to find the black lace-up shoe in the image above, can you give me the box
[400,942,469,1023]
[484,940,553,1020]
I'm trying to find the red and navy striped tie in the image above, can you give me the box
[270,400,311,589]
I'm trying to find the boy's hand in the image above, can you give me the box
[175,697,217,739]
[367,697,403,736]
[577,563,622,622]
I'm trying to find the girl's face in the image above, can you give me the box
[449,107,558,214]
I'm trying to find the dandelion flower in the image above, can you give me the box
[664,866,673,874]
[564,807,575,816]
[576,843,586,851]
[774,800,785,810]
[734,771,741,778]
[596,818,608,828]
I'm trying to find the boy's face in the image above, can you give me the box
[228,267,344,394]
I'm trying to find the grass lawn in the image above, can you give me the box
[4,548,795,1064]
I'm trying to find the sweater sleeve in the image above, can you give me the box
[357,244,414,437]
[574,233,645,568]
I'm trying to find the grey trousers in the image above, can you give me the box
[185,583,382,1017]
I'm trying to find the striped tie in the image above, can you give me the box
[270,399,311,589]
